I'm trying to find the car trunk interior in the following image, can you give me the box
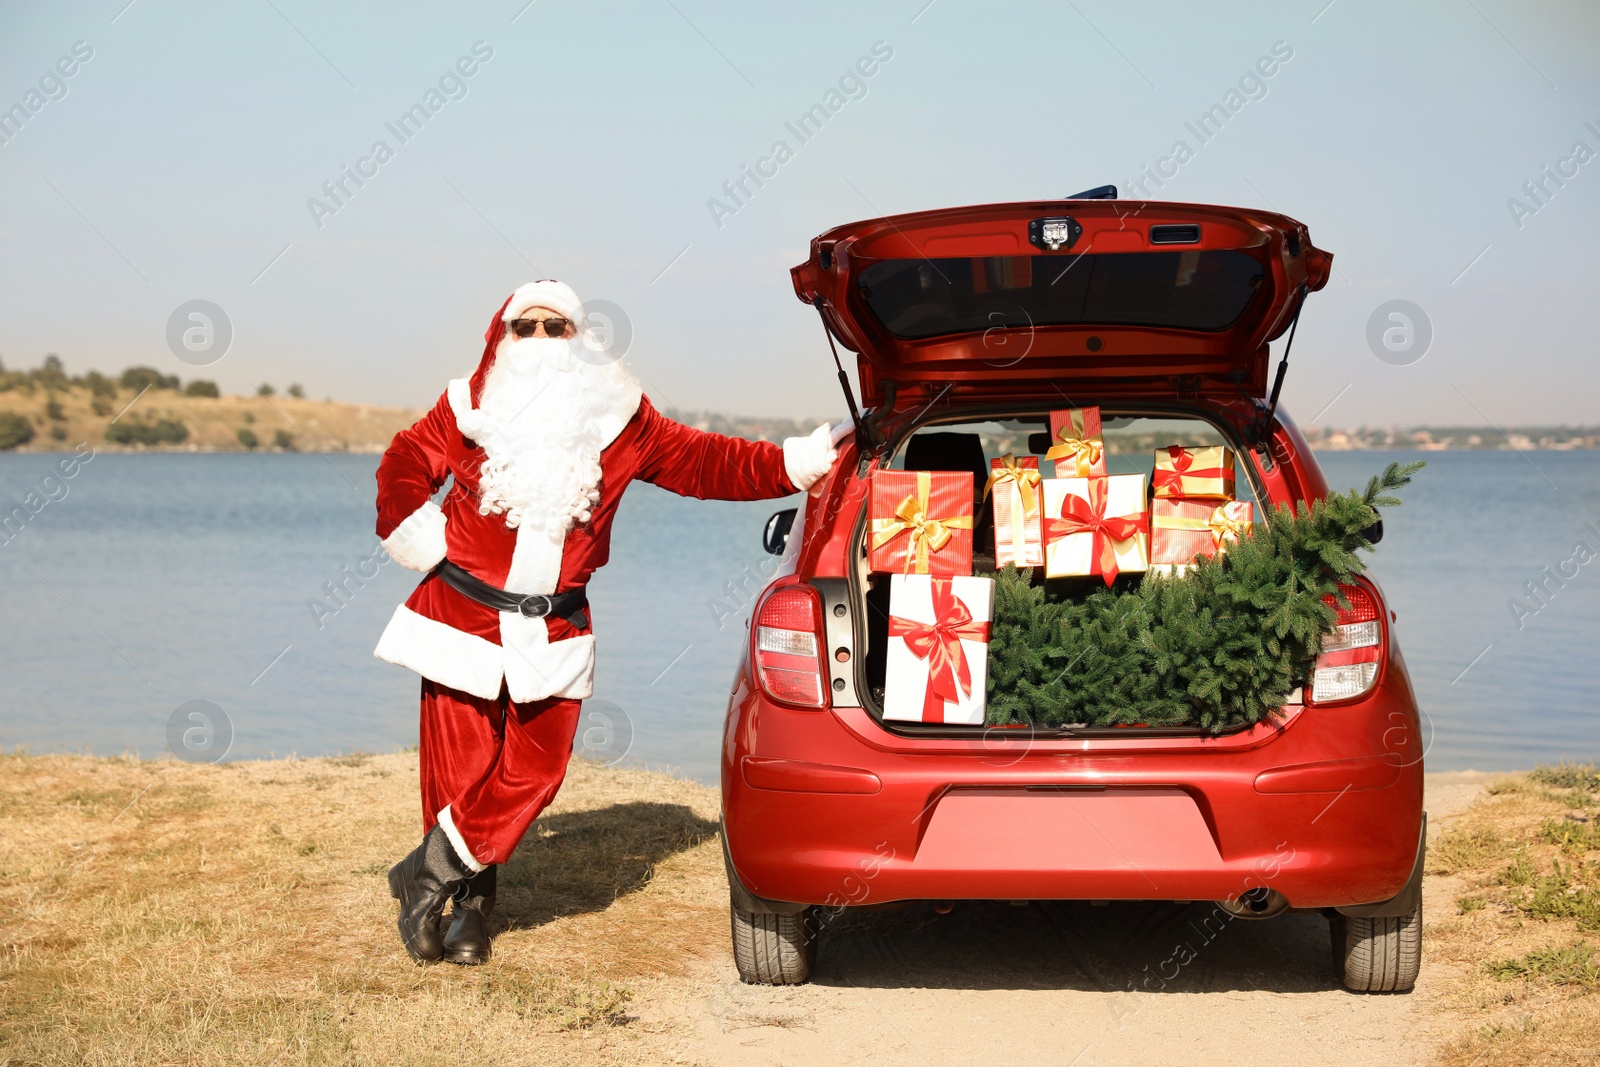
[852,406,1266,734]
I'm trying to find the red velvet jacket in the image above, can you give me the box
[374,385,796,702]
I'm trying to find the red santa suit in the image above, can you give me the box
[374,280,833,872]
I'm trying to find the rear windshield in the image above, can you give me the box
[857,251,1264,339]
[883,415,1259,509]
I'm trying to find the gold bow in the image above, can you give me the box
[1206,505,1251,546]
[1153,504,1253,550]
[1045,408,1104,476]
[981,454,1042,560]
[869,470,974,574]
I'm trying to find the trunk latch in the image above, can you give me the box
[1029,216,1083,252]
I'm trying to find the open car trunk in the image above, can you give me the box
[791,199,1332,406]
[847,405,1285,738]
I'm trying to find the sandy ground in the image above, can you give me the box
[6,753,1544,1066]
[635,771,1502,1067]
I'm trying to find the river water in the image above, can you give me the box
[0,450,1594,782]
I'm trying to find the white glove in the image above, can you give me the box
[783,423,838,492]
[383,499,448,572]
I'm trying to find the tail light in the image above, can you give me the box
[753,584,828,708]
[1309,582,1382,703]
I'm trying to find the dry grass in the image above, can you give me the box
[0,387,422,453]
[0,750,728,1065]
[14,751,1600,1066]
[1428,763,1600,1066]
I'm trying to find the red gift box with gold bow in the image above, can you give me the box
[1046,406,1107,478]
[884,574,993,724]
[1150,498,1254,570]
[983,454,1044,568]
[867,469,975,575]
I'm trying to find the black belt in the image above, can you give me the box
[434,560,589,626]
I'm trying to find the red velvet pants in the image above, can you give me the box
[419,678,582,868]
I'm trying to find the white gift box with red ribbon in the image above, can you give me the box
[883,574,994,725]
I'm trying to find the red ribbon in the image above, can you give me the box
[1044,479,1144,585]
[1152,446,1230,497]
[887,579,990,722]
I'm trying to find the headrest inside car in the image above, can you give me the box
[903,432,985,497]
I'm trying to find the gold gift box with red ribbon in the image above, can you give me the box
[1046,406,1106,478]
[1150,499,1254,571]
[867,469,975,575]
[883,574,993,724]
[983,454,1044,568]
[1153,445,1236,500]
[1041,474,1150,585]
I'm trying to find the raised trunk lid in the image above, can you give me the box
[790,200,1332,405]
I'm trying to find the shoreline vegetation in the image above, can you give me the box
[0,751,1595,1065]
[1,357,1596,455]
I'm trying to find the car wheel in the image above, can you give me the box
[1330,902,1421,992]
[731,902,817,985]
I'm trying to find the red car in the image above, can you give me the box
[720,194,1425,993]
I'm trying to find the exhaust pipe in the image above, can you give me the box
[1216,887,1290,920]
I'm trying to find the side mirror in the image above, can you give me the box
[1363,518,1384,545]
[763,508,797,556]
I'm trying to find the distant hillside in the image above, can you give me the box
[1,356,1592,454]
[1301,424,1600,451]
[0,362,424,454]
[0,357,830,454]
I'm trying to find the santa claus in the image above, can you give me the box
[375,280,835,965]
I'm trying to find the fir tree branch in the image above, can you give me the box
[986,463,1424,732]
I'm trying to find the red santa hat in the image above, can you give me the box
[467,280,586,406]
[502,279,584,324]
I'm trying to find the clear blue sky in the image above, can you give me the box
[2,0,1596,426]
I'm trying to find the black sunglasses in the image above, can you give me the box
[508,317,570,338]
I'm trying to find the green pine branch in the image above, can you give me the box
[985,461,1423,732]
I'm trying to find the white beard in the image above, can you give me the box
[457,335,642,538]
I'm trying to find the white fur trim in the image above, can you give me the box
[374,605,506,700]
[436,804,488,872]
[503,280,583,324]
[373,604,597,704]
[382,500,448,573]
[592,376,642,447]
[504,525,565,596]
[447,378,476,434]
[782,423,837,491]
[501,615,595,702]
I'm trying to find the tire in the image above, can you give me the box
[1330,902,1421,992]
[731,903,817,985]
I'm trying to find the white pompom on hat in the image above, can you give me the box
[502,280,584,324]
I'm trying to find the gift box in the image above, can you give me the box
[884,574,993,724]
[1046,406,1106,478]
[867,469,974,575]
[982,454,1044,568]
[1042,475,1149,585]
[1152,445,1236,500]
[1150,499,1254,568]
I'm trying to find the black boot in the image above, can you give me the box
[442,865,497,965]
[388,824,474,963]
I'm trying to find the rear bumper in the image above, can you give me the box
[722,676,1425,911]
